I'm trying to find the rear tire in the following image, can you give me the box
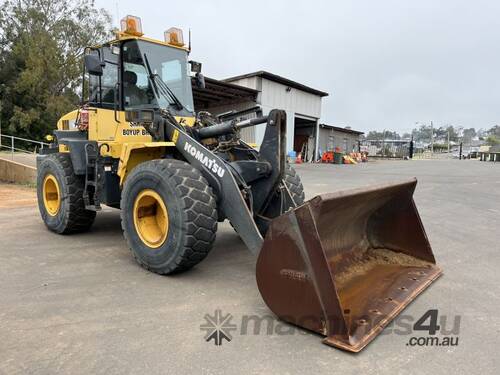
[120,159,218,274]
[37,153,96,233]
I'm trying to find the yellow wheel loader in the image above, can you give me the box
[37,16,441,352]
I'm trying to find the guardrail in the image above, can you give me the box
[0,134,50,159]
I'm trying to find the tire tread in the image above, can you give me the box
[38,153,96,233]
[121,159,217,274]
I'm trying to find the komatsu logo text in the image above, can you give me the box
[184,142,225,178]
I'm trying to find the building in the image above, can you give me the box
[479,144,500,162]
[191,70,363,161]
[317,124,364,155]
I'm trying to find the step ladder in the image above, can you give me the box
[83,143,102,211]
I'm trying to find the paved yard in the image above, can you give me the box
[0,159,499,374]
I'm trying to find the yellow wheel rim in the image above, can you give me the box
[133,189,169,249]
[43,174,61,216]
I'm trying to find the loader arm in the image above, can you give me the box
[160,110,266,254]
[151,108,296,254]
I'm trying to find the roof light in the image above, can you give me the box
[164,27,184,47]
[120,15,143,36]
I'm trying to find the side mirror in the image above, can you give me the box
[84,54,104,76]
[189,60,202,73]
[195,73,205,89]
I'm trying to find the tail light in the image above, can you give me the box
[78,108,89,130]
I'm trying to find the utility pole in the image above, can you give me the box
[0,84,4,151]
[382,129,386,159]
[430,121,434,154]
[115,2,120,27]
[447,130,450,154]
[0,99,2,151]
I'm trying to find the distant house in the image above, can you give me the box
[479,145,500,162]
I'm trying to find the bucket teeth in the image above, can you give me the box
[256,179,442,352]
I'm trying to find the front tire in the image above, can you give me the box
[284,164,305,205]
[37,153,96,233]
[120,159,218,274]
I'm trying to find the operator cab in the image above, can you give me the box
[83,16,199,118]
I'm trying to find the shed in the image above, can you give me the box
[317,124,364,154]
[191,71,329,161]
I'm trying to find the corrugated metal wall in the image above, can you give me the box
[230,76,323,151]
[259,79,322,119]
[318,128,361,154]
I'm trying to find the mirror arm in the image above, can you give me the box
[196,72,205,89]
[114,82,120,123]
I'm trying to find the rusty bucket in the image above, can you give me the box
[256,179,442,352]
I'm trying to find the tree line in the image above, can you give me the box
[0,0,111,142]
[1,1,498,148]
[365,124,500,145]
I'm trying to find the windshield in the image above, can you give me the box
[122,40,194,115]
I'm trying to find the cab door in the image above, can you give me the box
[87,46,120,142]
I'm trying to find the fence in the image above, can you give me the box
[360,140,411,159]
[0,134,49,159]
[360,139,454,159]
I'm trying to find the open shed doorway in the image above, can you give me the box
[294,116,317,162]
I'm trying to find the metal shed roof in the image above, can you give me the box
[223,70,329,98]
[319,123,364,135]
[192,76,259,110]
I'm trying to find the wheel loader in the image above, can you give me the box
[36,15,441,352]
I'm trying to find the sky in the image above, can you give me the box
[95,0,500,134]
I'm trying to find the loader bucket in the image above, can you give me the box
[256,178,442,352]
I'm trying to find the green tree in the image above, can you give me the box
[485,135,500,145]
[366,131,383,140]
[411,124,432,143]
[462,128,476,144]
[0,0,111,141]
[487,125,500,137]
[366,130,401,140]
[445,125,458,142]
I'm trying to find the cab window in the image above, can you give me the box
[121,39,194,115]
[87,46,118,109]
[122,41,156,109]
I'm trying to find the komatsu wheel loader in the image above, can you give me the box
[36,15,441,352]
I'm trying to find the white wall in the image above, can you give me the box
[228,76,323,152]
[259,79,322,119]
[226,76,261,91]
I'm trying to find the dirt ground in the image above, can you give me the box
[0,182,37,208]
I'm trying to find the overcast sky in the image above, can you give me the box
[96,0,499,133]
